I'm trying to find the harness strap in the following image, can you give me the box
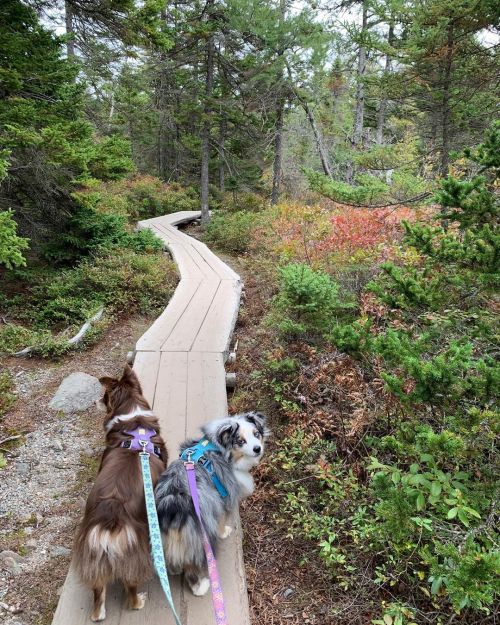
[139,449,182,625]
[185,461,228,625]
[180,438,228,498]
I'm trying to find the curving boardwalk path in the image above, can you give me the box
[52,212,249,625]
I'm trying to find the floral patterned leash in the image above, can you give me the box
[184,459,228,625]
[139,447,183,625]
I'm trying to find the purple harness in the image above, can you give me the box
[121,426,161,458]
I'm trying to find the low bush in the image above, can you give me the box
[204,210,258,253]
[74,176,199,222]
[0,210,29,269]
[270,263,349,336]
[0,247,177,356]
[42,204,163,265]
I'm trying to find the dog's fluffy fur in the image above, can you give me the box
[73,365,168,622]
[155,411,268,596]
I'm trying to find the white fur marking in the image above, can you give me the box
[105,407,154,432]
[131,592,147,610]
[219,525,233,539]
[91,604,106,622]
[87,525,136,557]
[191,577,210,596]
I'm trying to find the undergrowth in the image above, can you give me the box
[234,125,500,624]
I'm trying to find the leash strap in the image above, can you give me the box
[185,461,228,625]
[139,451,183,625]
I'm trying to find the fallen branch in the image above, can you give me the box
[14,307,104,357]
[0,434,22,446]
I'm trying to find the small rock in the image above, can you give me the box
[0,551,25,564]
[25,539,37,548]
[51,438,64,452]
[283,588,294,599]
[0,557,21,576]
[50,546,71,558]
[14,462,29,476]
[49,372,102,414]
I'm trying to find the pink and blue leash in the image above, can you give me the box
[184,459,228,625]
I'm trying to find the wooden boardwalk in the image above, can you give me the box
[52,212,249,625]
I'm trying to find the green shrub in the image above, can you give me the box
[0,247,177,356]
[42,204,164,264]
[205,211,257,253]
[87,135,134,181]
[0,210,29,269]
[0,370,16,417]
[271,263,348,336]
[74,177,200,222]
[32,248,176,328]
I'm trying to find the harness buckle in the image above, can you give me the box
[183,450,195,469]
[139,439,150,456]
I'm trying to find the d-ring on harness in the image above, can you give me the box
[184,444,228,625]
[135,430,182,625]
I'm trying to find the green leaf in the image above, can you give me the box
[391,470,401,484]
[416,493,425,511]
[431,576,443,595]
[457,508,470,527]
[383,615,393,625]
[447,507,458,519]
[430,482,442,497]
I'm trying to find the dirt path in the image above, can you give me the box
[0,316,153,625]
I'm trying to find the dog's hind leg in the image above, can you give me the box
[125,584,146,610]
[91,585,106,622]
[185,565,210,596]
[217,514,233,540]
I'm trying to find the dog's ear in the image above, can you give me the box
[216,421,240,448]
[121,364,142,393]
[99,376,118,391]
[245,411,267,435]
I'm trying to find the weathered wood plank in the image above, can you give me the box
[191,280,242,355]
[160,280,220,352]
[136,280,201,352]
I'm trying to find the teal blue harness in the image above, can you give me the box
[180,438,228,498]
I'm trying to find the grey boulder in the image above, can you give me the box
[49,372,102,413]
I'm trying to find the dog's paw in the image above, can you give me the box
[91,606,106,622]
[129,592,147,610]
[191,577,210,596]
[219,524,233,539]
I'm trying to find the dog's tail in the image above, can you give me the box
[75,500,151,586]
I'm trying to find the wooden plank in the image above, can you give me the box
[160,280,220,352]
[132,351,161,405]
[189,239,241,281]
[136,280,201,352]
[191,280,242,355]
[152,351,188,459]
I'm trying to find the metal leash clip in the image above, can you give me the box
[183,450,195,469]
[139,439,149,456]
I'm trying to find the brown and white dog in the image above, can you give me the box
[73,365,167,622]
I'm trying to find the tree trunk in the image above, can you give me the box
[440,23,454,176]
[346,0,368,183]
[200,0,215,225]
[218,110,226,191]
[65,1,76,57]
[376,22,394,145]
[303,101,332,178]
[271,0,286,205]
[271,101,284,204]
